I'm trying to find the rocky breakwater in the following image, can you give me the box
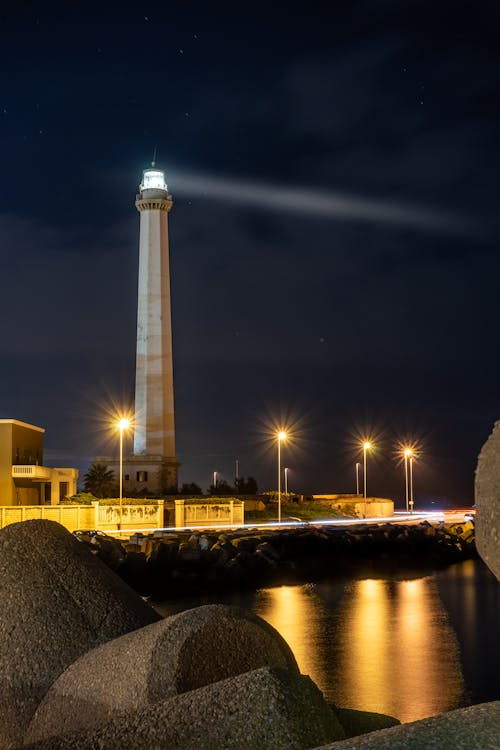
[83,519,477,598]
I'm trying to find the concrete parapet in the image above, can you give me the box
[475,421,500,580]
[25,604,299,743]
[314,700,500,749]
[0,520,160,750]
[23,667,345,750]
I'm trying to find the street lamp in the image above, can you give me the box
[404,448,412,513]
[277,431,287,523]
[363,442,371,499]
[284,467,289,495]
[362,441,371,517]
[355,462,360,496]
[117,418,130,529]
[213,471,218,491]
[409,456,415,513]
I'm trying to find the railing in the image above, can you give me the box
[96,502,164,531]
[0,501,164,533]
[0,504,95,532]
[12,465,52,479]
[175,499,244,528]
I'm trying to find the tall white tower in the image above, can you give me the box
[131,165,178,491]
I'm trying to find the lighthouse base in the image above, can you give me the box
[100,454,179,496]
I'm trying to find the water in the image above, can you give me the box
[153,558,500,723]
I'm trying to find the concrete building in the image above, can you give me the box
[0,419,78,505]
[103,165,179,495]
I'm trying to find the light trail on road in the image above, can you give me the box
[103,510,450,537]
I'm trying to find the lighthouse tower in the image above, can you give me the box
[127,165,178,492]
[94,164,179,495]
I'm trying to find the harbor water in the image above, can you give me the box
[154,558,499,723]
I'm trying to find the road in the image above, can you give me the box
[107,509,473,538]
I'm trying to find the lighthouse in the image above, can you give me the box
[122,165,179,494]
[95,164,179,494]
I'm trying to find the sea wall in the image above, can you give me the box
[79,520,477,598]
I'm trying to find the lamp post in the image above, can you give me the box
[277,431,287,523]
[404,448,412,513]
[213,471,217,491]
[284,467,289,495]
[118,418,130,529]
[409,456,414,513]
[363,442,371,517]
[355,462,360,495]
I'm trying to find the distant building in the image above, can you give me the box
[0,419,78,505]
[99,164,178,495]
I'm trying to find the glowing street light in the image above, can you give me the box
[117,417,130,529]
[277,431,287,523]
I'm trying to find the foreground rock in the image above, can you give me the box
[0,520,160,750]
[1,518,496,750]
[475,421,500,580]
[23,667,344,750]
[0,520,346,750]
[314,701,500,749]
[25,604,300,743]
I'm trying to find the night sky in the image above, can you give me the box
[1,2,499,505]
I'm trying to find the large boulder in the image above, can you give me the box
[314,701,500,749]
[25,604,300,743]
[475,421,500,580]
[23,667,345,750]
[0,520,160,750]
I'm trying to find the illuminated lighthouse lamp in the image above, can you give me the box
[139,168,168,193]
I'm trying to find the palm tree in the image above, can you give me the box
[83,463,116,499]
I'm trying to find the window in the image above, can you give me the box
[124,474,130,481]
[137,471,148,482]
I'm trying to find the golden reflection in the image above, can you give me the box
[255,585,328,694]
[342,580,392,712]
[255,578,465,724]
[338,577,464,722]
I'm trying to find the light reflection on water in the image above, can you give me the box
[154,559,499,724]
[255,577,464,722]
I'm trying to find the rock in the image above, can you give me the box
[475,421,500,580]
[177,542,201,562]
[23,667,344,750]
[255,541,281,562]
[25,604,299,743]
[0,520,160,750]
[231,536,260,552]
[199,534,211,551]
[314,701,500,749]
[332,707,400,738]
[118,551,148,594]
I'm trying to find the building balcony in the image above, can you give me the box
[12,465,53,480]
